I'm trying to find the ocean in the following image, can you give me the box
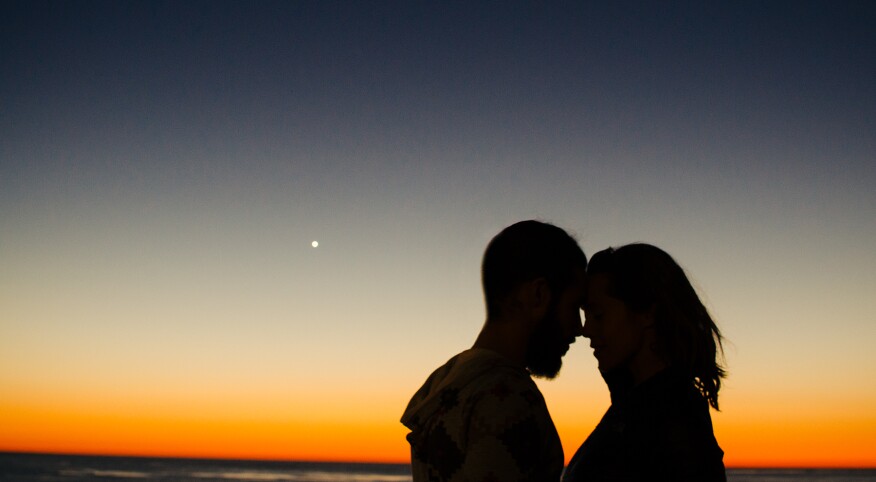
[1,453,874,482]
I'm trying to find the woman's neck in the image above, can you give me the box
[628,354,668,386]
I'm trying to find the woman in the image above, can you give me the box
[563,244,726,481]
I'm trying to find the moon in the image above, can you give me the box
[311,241,319,248]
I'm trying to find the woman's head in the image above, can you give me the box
[582,243,726,409]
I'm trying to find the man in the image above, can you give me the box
[401,220,588,482]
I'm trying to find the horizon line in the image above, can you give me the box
[2,449,875,470]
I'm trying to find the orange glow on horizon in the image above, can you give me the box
[2,367,875,467]
[3,397,876,467]
[715,416,876,469]
[0,395,411,464]
[0,410,411,464]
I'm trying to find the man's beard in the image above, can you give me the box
[525,305,567,379]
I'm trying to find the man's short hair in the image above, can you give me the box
[481,220,587,319]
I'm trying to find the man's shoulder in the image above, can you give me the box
[450,351,543,401]
[402,348,550,432]
[429,348,534,389]
[463,370,547,415]
[465,366,541,400]
[403,351,563,482]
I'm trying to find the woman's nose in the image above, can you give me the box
[581,316,592,338]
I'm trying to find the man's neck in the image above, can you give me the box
[472,318,528,367]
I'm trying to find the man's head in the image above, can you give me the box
[481,220,588,378]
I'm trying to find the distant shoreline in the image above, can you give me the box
[1,451,874,470]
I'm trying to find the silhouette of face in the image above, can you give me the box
[526,270,586,379]
[582,274,647,373]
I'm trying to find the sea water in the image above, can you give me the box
[1,453,874,482]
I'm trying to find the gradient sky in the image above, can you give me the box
[2,0,875,468]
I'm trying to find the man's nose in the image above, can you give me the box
[574,315,585,337]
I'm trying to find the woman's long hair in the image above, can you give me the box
[587,244,726,410]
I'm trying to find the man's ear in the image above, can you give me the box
[525,277,552,320]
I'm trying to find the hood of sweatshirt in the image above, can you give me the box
[400,348,524,431]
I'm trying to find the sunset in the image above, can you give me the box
[1,1,874,480]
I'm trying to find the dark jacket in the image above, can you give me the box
[563,367,726,482]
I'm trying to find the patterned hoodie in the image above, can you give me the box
[401,349,564,482]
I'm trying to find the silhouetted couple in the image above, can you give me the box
[401,220,726,481]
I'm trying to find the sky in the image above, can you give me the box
[1,0,875,468]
